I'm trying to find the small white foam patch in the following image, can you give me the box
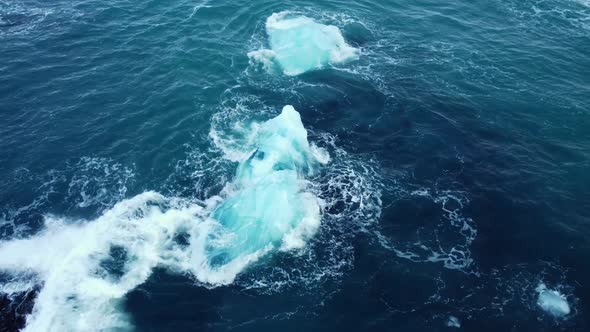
[248,11,359,76]
[536,283,571,317]
[446,315,461,328]
[247,49,279,74]
[67,157,135,209]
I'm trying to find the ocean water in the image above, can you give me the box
[1,0,589,331]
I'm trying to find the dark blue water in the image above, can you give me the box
[1,0,590,331]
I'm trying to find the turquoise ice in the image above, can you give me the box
[536,283,571,317]
[248,12,359,76]
[207,105,323,266]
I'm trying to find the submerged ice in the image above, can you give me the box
[536,283,571,317]
[0,106,324,332]
[248,12,359,76]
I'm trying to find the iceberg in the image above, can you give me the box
[248,12,359,76]
[207,105,323,266]
[536,283,571,317]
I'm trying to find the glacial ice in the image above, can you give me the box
[536,283,571,317]
[208,105,322,265]
[248,12,359,76]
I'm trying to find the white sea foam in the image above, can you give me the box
[377,188,476,271]
[0,192,199,331]
[67,157,135,209]
[247,49,279,74]
[248,11,359,76]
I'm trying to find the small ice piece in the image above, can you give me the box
[250,11,359,76]
[536,283,571,317]
[446,315,461,328]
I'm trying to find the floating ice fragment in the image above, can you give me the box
[208,105,323,265]
[536,283,571,317]
[446,315,461,328]
[249,12,359,76]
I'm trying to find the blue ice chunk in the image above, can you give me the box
[208,106,322,266]
[249,12,359,76]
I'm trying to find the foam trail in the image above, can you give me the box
[0,106,324,331]
[248,12,359,76]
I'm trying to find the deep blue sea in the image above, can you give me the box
[1,0,590,331]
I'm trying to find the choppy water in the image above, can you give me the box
[1,0,589,331]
